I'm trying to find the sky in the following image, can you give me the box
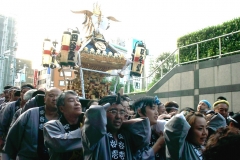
[0,0,240,69]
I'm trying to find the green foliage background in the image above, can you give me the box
[149,52,178,88]
[177,17,240,63]
[102,77,134,94]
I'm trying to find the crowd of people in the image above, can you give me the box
[0,84,240,160]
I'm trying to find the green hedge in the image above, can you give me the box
[177,17,240,63]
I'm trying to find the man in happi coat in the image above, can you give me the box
[0,86,21,113]
[0,86,12,107]
[0,85,33,153]
[3,87,61,160]
[44,90,84,160]
[10,89,37,126]
[82,93,151,160]
[0,85,34,138]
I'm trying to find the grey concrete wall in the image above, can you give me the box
[128,92,147,101]
[129,54,240,112]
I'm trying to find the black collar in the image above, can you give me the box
[59,115,81,133]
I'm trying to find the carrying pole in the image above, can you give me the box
[77,51,85,98]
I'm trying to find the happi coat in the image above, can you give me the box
[3,106,44,160]
[164,113,203,160]
[0,97,5,106]
[0,100,20,138]
[0,99,8,111]
[43,116,83,160]
[82,105,151,160]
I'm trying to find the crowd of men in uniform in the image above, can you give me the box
[0,84,239,160]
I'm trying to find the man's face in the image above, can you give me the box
[158,105,166,115]
[45,89,61,109]
[169,108,178,115]
[11,89,20,101]
[197,101,209,113]
[21,88,30,103]
[106,104,126,132]
[60,94,82,117]
[214,103,229,118]
[122,101,134,116]
[9,90,14,100]
[122,101,130,112]
[3,90,10,101]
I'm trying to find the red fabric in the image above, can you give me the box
[61,45,69,51]
[33,70,38,88]
[43,50,51,55]
[134,57,145,64]
[75,45,80,51]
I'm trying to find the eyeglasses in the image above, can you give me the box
[107,110,127,116]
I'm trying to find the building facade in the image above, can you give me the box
[14,58,34,87]
[52,68,75,90]
[37,67,51,89]
[36,67,75,90]
[0,14,17,92]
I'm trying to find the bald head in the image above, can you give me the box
[45,88,61,95]
[38,87,46,92]
[23,89,37,101]
[44,88,62,109]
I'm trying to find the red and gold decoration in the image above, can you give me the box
[42,3,139,99]
[67,69,111,99]
[33,69,38,88]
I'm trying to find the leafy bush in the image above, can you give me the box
[177,17,240,63]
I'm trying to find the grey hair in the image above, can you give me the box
[23,89,37,101]
[56,90,78,108]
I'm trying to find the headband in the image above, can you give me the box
[213,100,229,108]
[154,96,161,105]
[99,93,122,105]
[228,116,238,124]
[167,106,179,111]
